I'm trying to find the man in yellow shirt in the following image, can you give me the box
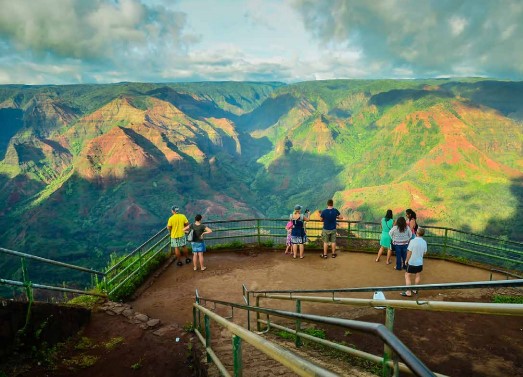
[167,206,190,267]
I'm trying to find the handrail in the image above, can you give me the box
[0,278,106,297]
[249,279,523,295]
[195,297,436,377]
[195,303,339,377]
[0,247,104,276]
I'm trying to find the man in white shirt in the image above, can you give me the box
[401,228,428,297]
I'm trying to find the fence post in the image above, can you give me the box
[443,229,448,257]
[295,299,302,347]
[256,296,261,332]
[204,314,212,363]
[20,257,33,303]
[347,221,351,250]
[232,335,243,377]
[256,219,261,247]
[382,307,398,377]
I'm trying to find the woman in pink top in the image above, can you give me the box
[406,209,418,239]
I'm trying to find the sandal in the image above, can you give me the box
[293,255,297,259]
[300,256,304,259]
[320,254,327,259]
[375,258,380,262]
[177,261,183,267]
[201,266,207,271]
[332,254,337,258]
[400,292,412,297]
[412,290,418,294]
[185,258,192,264]
[193,266,197,271]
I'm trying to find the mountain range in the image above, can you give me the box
[0,79,522,272]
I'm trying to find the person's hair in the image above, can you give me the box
[406,208,416,219]
[327,199,334,206]
[417,227,425,237]
[396,216,407,232]
[195,214,202,221]
[294,209,300,214]
[385,209,393,220]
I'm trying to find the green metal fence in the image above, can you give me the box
[2,219,522,301]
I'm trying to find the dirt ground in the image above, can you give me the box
[6,248,521,377]
[130,247,523,377]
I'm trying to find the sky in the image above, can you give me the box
[0,0,522,84]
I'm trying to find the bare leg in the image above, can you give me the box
[323,242,328,256]
[199,253,205,269]
[414,273,421,286]
[376,246,384,262]
[292,244,297,258]
[405,272,412,295]
[299,244,304,258]
[386,248,392,264]
[331,243,336,255]
[174,247,181,262]
[193,254,198,269]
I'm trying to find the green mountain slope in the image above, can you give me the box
[0,79,521,276]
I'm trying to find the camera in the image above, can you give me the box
[305,208,310,213]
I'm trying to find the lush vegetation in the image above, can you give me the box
[0,79,522,283]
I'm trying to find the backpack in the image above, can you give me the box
[186,225,194,242]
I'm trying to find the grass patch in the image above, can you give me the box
[493,294,523,304]
[74,337,95,351]
[104,336,124,350]
[68,293,104,309]
[63,355,99,369]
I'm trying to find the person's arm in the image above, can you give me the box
[167,219,172,232]
[406,249,412,265]
[201,226,212,238]
[389,227,395,237]
[183,224,191,232]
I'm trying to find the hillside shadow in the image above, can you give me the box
[146,86,239,121]
[482,176,523,242]
[0,108,24,160]
[250,150,345,216]
[236,94,297,132]
[440,81,523,119]
[369,88,453,108]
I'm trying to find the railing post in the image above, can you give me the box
[232,335,243,377]
[295,299,302,347]
[204,314,212,363]
[256,296,261,332]
[443,228,448,257]
[383,307,398,377]
[138,249,143,269]
[245,290,251,331]
[256,219,261,247]
[347,221,351,251]
[20,257,33,303]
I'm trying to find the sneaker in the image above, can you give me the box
[193,266,197,271]
[201,266,207,271]
[177,261,183,267]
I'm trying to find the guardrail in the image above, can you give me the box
[242,280,523,377]
[0,247,106,302]
[2,219,522,301]
[194,292,437,377]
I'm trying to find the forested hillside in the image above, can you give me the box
[0,79,521,273]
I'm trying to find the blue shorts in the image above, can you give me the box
[191,242,206,253]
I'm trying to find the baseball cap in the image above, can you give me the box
[171,205,180,212]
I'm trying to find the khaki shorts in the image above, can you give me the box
[322,229,337,244]
[171,236,187,248]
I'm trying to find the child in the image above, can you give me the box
[284,220,293,254]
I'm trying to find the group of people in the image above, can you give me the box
[375,208,427,297]
[167,201,428,297]
[166,206,212,271]
[284,199,343,259]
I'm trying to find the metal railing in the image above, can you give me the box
[2,219,522,301]
[194,292,437,377]
[242,280,523,377]
[0,247,106,302]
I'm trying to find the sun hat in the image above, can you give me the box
[294,205,302,211]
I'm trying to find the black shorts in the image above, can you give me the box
[406,264,423,274]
